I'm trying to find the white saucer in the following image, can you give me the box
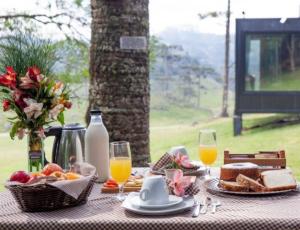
[122,193,194,216]
[130,194,183,209]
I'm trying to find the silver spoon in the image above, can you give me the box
[192,200,201,218]
[211,200,221,214]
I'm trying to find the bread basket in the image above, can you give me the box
[5,175,97,212]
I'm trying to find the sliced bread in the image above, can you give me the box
[219,180,249,192]
[236,174,266,192]
[261,169,297,191]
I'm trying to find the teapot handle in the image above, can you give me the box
[44,126,63,164]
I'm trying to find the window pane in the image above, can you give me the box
[245,33,300,91]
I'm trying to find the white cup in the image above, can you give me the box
[139,176,169,205]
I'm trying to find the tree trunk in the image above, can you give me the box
[221,0,230,117]
[88,0,150,166]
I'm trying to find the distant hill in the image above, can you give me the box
[155,28,235,75]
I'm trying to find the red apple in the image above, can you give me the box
[42,163,63,176]
[10,171,30,183]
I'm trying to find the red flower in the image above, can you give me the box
[63,101,72,109]
[13,89,28,109]
[2,100,10,111]
[27,66,42,82]
[0,66,17,89]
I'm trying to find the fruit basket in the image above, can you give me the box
[5,163,97,212]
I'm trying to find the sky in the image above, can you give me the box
[149,0,300,35]
[0,0,300,37]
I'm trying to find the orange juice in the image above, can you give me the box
[199,145,217,165]
[110,157,132,183]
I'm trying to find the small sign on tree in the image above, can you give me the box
[120,36,147,50]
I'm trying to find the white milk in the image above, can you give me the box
[85,110,109,182]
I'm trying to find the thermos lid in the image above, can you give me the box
[63,123,85,130]
[90,109,102,115]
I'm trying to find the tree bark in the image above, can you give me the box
[88,0,150,166]
[221,0,230,117]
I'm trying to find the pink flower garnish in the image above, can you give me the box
[169,169,191,197]
[174,152,193,168]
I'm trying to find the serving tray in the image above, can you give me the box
[204,178,299,196]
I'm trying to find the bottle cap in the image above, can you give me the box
[90,109,102,115]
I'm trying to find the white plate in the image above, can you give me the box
[204,178,299,196]
[130,195,183,209]
[122,193,194,216]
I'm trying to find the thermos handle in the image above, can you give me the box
[44,126,63,164]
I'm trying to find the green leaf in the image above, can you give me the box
[57,112,65,125]
[7,116,18,121]
[9,122,20,140]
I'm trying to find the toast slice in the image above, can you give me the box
[261,169,297,191]
[219,180,249,192]
[236,174,266,192]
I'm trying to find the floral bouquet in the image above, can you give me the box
[0,66,72,171]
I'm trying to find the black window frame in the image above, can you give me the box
[235,18,300,114]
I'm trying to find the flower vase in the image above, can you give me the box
[28,131,45,172]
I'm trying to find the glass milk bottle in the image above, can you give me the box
[85,109,109,182]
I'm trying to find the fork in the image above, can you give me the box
[200,197,212,214]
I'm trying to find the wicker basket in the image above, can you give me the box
[5,176,97,212]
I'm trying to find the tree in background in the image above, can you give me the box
[221,0,231,117]
[199,0,231,117]
[0,0,89,40]
[88,0,150,166]
[54,40,89,84]
[150,37,217,110]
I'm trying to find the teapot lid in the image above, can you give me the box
[63,123,85,130]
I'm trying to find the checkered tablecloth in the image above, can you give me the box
[1,168,300,230]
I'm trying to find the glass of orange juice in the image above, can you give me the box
[110,141,132,201]
[199,129,217,179]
